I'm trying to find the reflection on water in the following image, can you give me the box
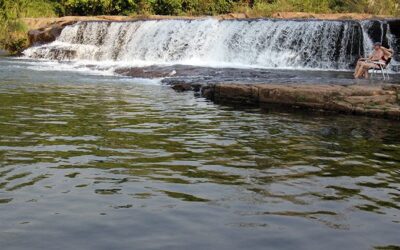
[0,58,400,250]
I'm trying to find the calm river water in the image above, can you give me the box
[0,58,400,250]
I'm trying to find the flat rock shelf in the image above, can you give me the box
[197,83,400,120]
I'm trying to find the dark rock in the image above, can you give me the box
[28,21,77,45]
[387,20,400,61]
[191,84,202,92]
[200,83,400,120]
[201,85,215,100]
[365,20,389,47]
[115,67,173,78]
[171,82,192,92]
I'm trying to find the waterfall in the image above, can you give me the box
[23,18,398,71]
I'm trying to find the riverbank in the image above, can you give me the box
[169,82,400,120]
[22,12,391,30]
[22,12,389,32]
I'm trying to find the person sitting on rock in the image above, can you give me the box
[354,42,393,79]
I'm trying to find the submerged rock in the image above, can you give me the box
[171,82,192,92]
[115,67,174,78]
[168,81,203,93]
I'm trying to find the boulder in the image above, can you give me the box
[169,81,203,93]
[214,84,259,105]
[171,82,192,92]
[28,21,77,46]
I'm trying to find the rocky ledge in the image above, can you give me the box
[24,16,134,45]
[172,82,400,120]
[23,12,392,46]
[23,14,249,46]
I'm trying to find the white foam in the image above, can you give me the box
[23,19,368,72]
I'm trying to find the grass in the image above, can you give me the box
[0,0,56,54]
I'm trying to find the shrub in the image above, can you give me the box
[153,0,182,15]
[63,0,137,16]
[4,37,28,55]
[136,0,156,15]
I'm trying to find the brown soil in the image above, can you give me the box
[22,12,390,31]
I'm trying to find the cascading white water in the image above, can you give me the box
[24,19,368,71]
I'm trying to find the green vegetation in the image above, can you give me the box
[0,0,56,54]
[235,0,400,17]
[62,0,137,15]
[1,0,400,53]
[60,0,400,16]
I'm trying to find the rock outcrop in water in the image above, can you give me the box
[28,21,75,45]
[25,16,137,46]
[199,83,400,119]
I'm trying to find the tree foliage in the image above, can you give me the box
[1,0,399,19]
[61,0,137,15]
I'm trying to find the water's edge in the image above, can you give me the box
[22,18,400,120]
[168,81,400,120]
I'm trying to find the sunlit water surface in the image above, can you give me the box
[1,58,400,250]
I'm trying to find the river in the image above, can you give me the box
[0,57,400,249]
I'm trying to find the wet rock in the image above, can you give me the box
[214,84,259,105]
[202,83,400,120]
[191,84,202,92]
[201,85,215,100]
[28,21,77,45]
[24,16,136,47]
[365,21,389,47]
[171,82,192,92]
[169,81,203,93]
[115,67,173,78]
[388,20,400,61]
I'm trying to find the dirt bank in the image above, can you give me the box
[22,12,390,31]
[195,83,400,120]
[21,14,247,31]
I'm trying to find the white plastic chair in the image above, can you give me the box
[370,58,391,80]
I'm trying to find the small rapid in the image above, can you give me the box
[23,18,400,74]
[22,19,364,70]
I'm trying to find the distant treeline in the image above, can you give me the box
[1,0,400,52]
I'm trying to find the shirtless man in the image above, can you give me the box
[354,42,392,79]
